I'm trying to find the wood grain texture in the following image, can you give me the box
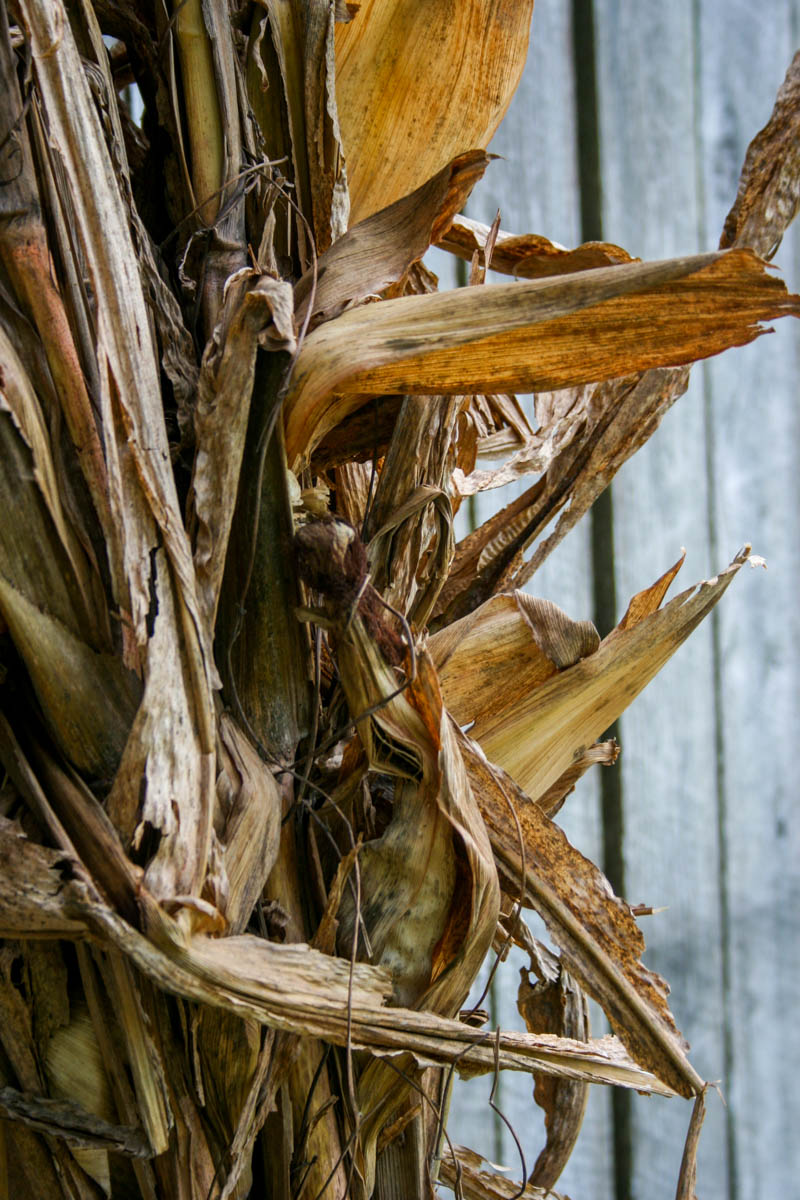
[697,3,800,1197]
[594,2,727,1195]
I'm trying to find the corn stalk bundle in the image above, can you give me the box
[0,2,798,1197]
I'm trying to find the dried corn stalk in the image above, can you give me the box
[0,3,797,1199]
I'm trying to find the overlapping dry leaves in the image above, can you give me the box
[0,3,798,1198]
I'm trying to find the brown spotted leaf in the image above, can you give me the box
[457,729,703,1098]
[720,50,800,257]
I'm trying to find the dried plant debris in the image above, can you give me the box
[335,0,535,222]
[721,49,800,258]
[439,212,638,279]
[518,954,589,1191]
[0,0,797,1195]
[295,151,490,329]
[438,1144,569,1200]
[284,249,799,469]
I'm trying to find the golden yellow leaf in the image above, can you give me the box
[335,0,535,223]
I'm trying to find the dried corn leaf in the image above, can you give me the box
[0,817,86,939]
[284,249,799,469]
[313,389,527,476]
[434,472,561,624]
[301,0,349,250]
[511,59,800,590]
[0,717,142,926]
[214,350,312,759]
[360,1024,673,1095]
[536,739,620,820]
[676,1090,708,1200]
[0,408,104,649]
[295,151,489,328]
[618,550,686,629]
[510,368,692,594]
[0,12,111,545]
[430,592,599,730]
[453,385,595,500]
[438,1145,568,1200]
[312,393,404,470]
[295,517,499,1190]
[471,551,752,802]
[254,0,312,263]
[24,0,216,683]
[367,480,455,625]
[335,0,534,223]
[107,548,214,901]
[0,1085,148,1158]
[76,11,199,412]
[335,459,374,528]
[190,274,296,627]
[0,577,139,778]
[439,212,637,278]
[43,1004,116,1188]
[363,383,464,627]
[295,519,498,1002]
[457,730,703,1098]
[0,326,102,633]
[24,0,217,902]
[213,714,282,935]
[720,50,800,257]
[471,392,537,456]
[0,821,676,1097]
[518,964,589,1191]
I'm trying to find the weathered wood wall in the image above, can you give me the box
[439,4,800,1198]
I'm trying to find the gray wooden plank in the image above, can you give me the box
[444,4,613,1197]
[593,2,729,1197]
[696,3,800,1196]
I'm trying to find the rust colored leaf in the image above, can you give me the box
[439,212,637,278]
[284,249,799,470]
[458,729,703,1098]
[618,550,686,630]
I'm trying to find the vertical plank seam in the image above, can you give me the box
[571,4,632,1199]
[691,2,738,1196]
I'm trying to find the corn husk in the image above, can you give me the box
[335,0,535,223]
